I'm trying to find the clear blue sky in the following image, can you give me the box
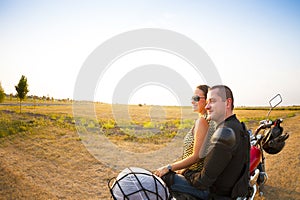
[1,0,300,106]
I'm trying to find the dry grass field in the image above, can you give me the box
[0,101,299,199]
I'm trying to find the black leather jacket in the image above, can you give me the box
[190,114,249,197]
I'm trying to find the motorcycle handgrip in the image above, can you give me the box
[254,124,265,135]
[254,120,273,135]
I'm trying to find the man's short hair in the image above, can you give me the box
[210,85,234,109]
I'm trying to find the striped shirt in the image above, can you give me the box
[182,117,216,171]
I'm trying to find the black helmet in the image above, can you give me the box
[263,122,289,154]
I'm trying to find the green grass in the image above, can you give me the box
[0,110,76,138]
[1,102,299,141]
[235,106,300,111]
[0,111,33,137]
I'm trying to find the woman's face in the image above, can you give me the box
[191,88,206,113]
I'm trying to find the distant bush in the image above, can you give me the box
[143,121,155,128]
[178,119,194,130]
[100,119,115,129]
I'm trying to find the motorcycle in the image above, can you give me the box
[108,94,289,200]
[248,94,289,200]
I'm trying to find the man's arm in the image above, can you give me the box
[190,127,236,189]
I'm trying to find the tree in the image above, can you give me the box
[15,75,29,113]
[0,82,5,103]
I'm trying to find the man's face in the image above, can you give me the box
[205,88,226,124]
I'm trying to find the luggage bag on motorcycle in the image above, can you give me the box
[108,167,171,200]
[262,120,289,154]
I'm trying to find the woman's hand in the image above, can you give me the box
[176,169,186,175]
[154,166,169,177]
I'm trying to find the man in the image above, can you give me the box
[190,85,250,199]
[159,85,249,200]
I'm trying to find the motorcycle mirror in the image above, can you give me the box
[267,94,282,118]
[269,94,282,108]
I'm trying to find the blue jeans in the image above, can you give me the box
[170,174,209,200]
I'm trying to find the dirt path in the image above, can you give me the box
[0,113,299,199]
[259,114,300,199]
[0,126,117,199]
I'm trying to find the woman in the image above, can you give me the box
[155,85,215,180]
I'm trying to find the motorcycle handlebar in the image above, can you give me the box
[254,118,283,135]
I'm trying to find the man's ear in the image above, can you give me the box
[226,98,232,109]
